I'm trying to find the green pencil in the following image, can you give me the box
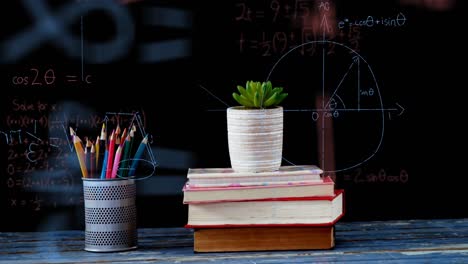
[123,125,136,176]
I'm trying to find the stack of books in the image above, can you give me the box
[183,165,344,252]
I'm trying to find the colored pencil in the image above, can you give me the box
[85,137,91,148]
[85,138,92,174]
[111,140,126,179]
[73,135,88,178]
[100,149,108,179]
[120,128,127,144]
[118,133,132,177]
[124,125,137,177]
[100,123,107,141]
[128,135,148,177]
[95,136,100,170]
[115,124,121,145]
[69,127,82,151]
[106,131,116,179]
[90,144,95,177]
[129,125,136,152]
[99,123,107,175]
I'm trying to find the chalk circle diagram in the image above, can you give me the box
[267,40,385,173]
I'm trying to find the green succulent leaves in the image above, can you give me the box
[232,81,288,108]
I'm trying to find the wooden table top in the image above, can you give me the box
[1,218,467,263]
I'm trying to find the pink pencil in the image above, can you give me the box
[111,141,125,179]
[105,130,116,179]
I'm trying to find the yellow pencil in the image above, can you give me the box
[73,135,88,178]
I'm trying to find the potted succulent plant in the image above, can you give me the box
[228,80,288,172]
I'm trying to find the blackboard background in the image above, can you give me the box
[1,0,465,231]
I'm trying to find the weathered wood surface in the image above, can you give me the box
[1,218,467,263]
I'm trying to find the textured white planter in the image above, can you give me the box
[227,106,283,172]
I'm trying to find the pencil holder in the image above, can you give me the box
[82,178,137,252]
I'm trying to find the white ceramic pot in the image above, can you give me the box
[227,106,283,172]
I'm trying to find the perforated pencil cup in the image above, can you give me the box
[82,178,137,252]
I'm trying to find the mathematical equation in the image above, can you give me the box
[235,0,360,56]
[6,174,74,189]
[342,167,409,184]
[7,195,83,212]
[11,68,92,87]
[1,117,79,210]
[239,27,361,56]
[3,113,139,132]
[4,114,145,135]
[2,98,78,211]
[2,133,80,211]
[338,13,407,29]
[236,0,316,23]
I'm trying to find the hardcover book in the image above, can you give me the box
[187,165,323,187]
[183,176,334,203]
[193,226,335,252]
[186,190,344,227]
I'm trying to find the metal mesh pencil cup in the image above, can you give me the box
[83,178,137,252]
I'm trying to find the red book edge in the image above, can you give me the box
[184,190,345,229]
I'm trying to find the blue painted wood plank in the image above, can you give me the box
[337,219,468,230]
[1,250,468,264]
[1,219,467,263]
[5,235,467,254]
[4,231,468,254]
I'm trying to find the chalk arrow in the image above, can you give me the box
[325,57,360,108]
[396,103,405,116]
[352,56,359,63]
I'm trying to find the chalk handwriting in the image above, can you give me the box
[235,0,314,23]
[236,0,359,56]
[343,168,409,184]
[11,68,92,86]
[239,28,359,56]
[338,13,407,29]
[2,97,82,211]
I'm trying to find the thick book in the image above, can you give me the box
[183,176,334,203]
[187,165,322,187]
[186,190,344,227]
[193,226,335,252]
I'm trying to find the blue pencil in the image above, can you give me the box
[99,123,108,179]
[128,135,148,177]
[100,150,108,179]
